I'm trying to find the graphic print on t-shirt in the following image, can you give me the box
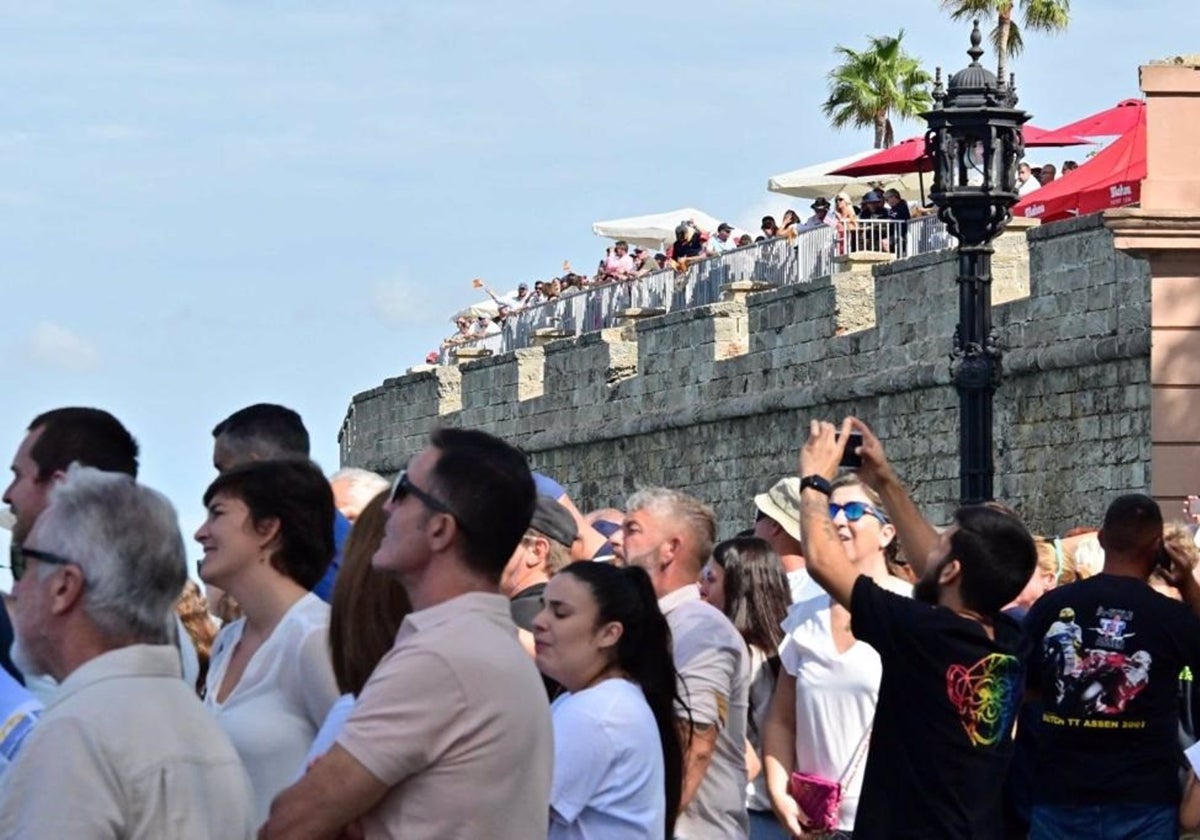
[945,652,1023,747]
[1041,605,1152,717]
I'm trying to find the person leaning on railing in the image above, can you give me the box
[833,193,858,256]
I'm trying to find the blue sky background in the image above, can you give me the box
[1,0,1195,578]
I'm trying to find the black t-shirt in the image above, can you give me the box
[1024,574,1200,805]
[850,575,1026,839]
[672,234,704,259]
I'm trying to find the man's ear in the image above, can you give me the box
[426,513,457,553]
[48,566,87,617]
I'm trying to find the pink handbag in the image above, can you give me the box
[787,726,872,832]
[788,772,842,831]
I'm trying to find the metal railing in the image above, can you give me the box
[441,215,952,363]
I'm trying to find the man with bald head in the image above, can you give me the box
[617,487,750,839]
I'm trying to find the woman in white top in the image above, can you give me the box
[699,537,792,840]
[763,473,911,837]
[533,561,684,840]
[196,459,340,823]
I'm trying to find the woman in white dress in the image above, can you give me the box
[196,459,340,823]
[533,561,684,840]
[763,473,911,838]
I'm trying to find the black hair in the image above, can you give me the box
[28,408,139,479]
[1101,494,1164,555]
[949,505,1037,615]
[557,561,685,839]
[711,537,790,655]
[761,215,777,229]
[212,403,310,458]
[203,459,334,591]
[427,427,535,580]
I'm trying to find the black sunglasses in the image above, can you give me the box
[6,546,77,582]
[390,471,468,531]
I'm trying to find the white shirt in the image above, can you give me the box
[299,692,356,778]
[549,679,665,840]
[204,593,339,823]
[1018,177,1040,197]
[787,568,825,604]
[744,645,775,812]
[0,645,254,839]
[779,582,911,830]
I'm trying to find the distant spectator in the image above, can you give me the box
[737,234,754,247]
[1062,160,1078,174]
[1030,165,1045,185]
[883,188,912,256]
[668,223,705,261]
[1017,162,1040,197]
[526,281,548,307]
[833,192,858,255]
[443,317,473,347]
[654,252,669,269]
[803,197,837,231]
[760,216,779,239]
[857,190,888,251]
[546,278,563,299]
[599,241,636,282]
[1038,164,1057,186]
[634,248,658,276]
[779,209,802,240]
[710,222,737,254]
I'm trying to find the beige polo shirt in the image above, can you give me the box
[0,644,255,839]
[338,591,553,840]
[659,584,751,840]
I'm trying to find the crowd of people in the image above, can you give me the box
[435,192,927,357]
[3,405,1199,839]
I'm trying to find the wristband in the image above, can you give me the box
[799,475,833,496]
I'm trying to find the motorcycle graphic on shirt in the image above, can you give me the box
[1042,606,1151,716]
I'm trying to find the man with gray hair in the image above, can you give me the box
[329,467,390,522]
[0,466,254,838]
[616,487,750,839]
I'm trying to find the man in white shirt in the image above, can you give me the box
[1017,162,1040,197]
[617,487,750,840]
[709,223,738,254]
[803,197,839,230]
[0,466,255,839]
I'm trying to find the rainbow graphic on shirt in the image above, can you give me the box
[946,653,1023,747]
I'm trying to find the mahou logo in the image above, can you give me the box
[1024,204,1045,217]
[1110,183,1133,201]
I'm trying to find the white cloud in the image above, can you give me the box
[23,321,101,373]
[371,277,443,329]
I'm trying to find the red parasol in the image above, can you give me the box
[1012,113,1146,223]
[829,125,1093,178]
[1051,98,1145,138]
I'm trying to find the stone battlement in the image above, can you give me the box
[341,213,1151,538]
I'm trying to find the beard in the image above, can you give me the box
[913,557,951,606]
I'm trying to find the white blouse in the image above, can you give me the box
[204,593,339,823]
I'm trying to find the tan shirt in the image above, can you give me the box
[0,644,255,839]
[659,584,751,840]
[338,592,553,840]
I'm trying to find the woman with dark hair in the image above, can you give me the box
[533,561,684,839]
[196,459,340,823]
[763,473,910,837]
[779,209,802,239]
[700,537,791,839]
[301,491,411,767]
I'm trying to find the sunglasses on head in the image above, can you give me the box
[389,470,469,532]
[829,501,889,524]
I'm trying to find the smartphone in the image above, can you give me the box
[838,432,864,468]
[1156,546,1172,571]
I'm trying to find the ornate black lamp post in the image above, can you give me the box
[923,22,1029,505]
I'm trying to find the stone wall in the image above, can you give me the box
[340,213,1152,538]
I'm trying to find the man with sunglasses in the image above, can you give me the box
[0,466,255,838]
[262,428,552,840]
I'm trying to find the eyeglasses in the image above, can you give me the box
[389,470,468,531]
[829,502,889,524]
[5,546,77,582]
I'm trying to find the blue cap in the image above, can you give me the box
[533,472,566,499]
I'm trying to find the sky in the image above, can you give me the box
[1,0,1196,576]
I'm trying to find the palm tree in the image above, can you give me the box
[821,31,934,149]
[939,0,1071,84]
